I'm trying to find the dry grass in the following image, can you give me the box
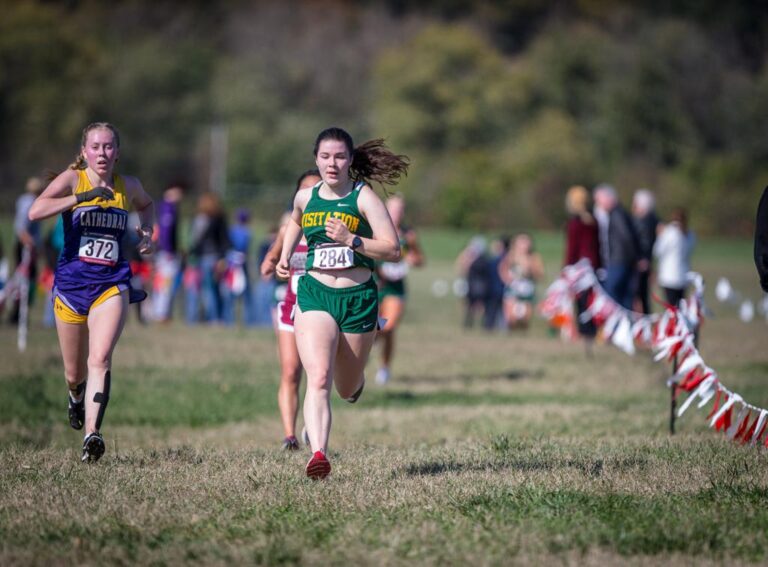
[1,233,768,565]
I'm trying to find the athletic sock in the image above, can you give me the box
[69,382,86,403]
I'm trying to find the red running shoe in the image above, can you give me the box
[305,451,331,480]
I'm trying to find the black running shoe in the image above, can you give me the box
[345,379,365,403]
[81,432,105,463]
[68,396,85,430]
[281,436,300,451]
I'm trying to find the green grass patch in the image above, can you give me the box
[0,229,766,564]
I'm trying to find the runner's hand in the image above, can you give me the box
[136,226,154,255]
[275,257,290,280]
[261,255,277,278]
[325,217,352,245]
[76,186,114,203]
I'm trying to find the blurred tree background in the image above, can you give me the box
[1,0,767,234]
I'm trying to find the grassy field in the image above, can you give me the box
[2,229,768,565]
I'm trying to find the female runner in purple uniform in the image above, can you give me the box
[29,122,155,462]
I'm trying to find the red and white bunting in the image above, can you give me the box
[540,259,768,449]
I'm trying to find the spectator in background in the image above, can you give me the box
[755,186,768,292]
[252,226,279,327]
[222,208,253,325]
[124,211,152,324]
[499,233,544,330]
[593,184,640,309]
[152,182,184,322]
[0,231,6,294]
[654,208,695,307]
[565,186,600,268]
[41,216,65,327]
[183,256,202,325]
[10,177,44,323]
[631,189,659,314]
[189,192,230,323]
[455,236,490,329]
[564,185,600,344]
[484,235,510,330]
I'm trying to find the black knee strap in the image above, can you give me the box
[93,370,111,430]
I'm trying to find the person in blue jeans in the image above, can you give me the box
[188,192,230,323]
[183,256,202,324]
[251,226,278,327]
[222,208,253,325]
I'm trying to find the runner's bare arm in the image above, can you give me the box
[28,170,80,221]
[325,185,400,262]
[261,223,286,278]
[125,176,155,255]
[276,189,310,279]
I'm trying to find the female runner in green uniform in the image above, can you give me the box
[276,127,408,479]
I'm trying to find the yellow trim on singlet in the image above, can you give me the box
[73,170,128,210]
[53,285,123,324]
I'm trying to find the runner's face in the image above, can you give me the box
[315,140,351,188]
[82,128,119,177]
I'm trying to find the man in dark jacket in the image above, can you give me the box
[755,186,768,292]
[594,184,641,309]
[632,189,659,314]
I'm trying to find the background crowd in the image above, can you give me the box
[2,174,698,336]
[1,179,281,328]
[3,174,697,334]
[455,183,695,333]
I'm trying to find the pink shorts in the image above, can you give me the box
[276,298,296,332]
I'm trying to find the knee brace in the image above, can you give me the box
[93,370,111,430]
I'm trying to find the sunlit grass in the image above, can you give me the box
[1,230,767,564]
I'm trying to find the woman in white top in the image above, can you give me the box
[653,208,695,306]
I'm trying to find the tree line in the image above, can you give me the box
[1,0,766,235]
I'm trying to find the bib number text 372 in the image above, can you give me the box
[79,235,119,266]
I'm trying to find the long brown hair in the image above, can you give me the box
[197,191,224,218]
[68,122,121,170]
[313,127,410,186]
[670,207,688,234]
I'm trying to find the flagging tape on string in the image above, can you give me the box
[541,259,768,449]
